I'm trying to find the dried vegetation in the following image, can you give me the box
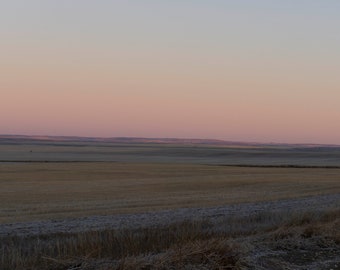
[1,207,339,270]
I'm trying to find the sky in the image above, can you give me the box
[1,1,340,144]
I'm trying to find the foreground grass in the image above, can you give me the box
[1,207,339,270]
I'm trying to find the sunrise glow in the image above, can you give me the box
[1,1,340,144]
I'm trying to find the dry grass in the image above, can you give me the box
[1,162,340,223]
[1,207,339,270]
[116,238,240,270]
[246,210,340,270]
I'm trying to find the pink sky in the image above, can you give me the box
[1,1,340,144]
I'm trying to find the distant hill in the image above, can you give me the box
[0,134,339,148]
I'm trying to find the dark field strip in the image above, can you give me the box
[0,160,116,163]
[218,164,340,169]
[1,160,340,169]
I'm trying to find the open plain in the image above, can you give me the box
[0,137,339,269]
[1,162,340,224]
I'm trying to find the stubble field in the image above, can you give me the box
[0,140,339,269]
[1,162,340,223]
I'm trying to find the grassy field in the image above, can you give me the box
[1,162,340,223]
[2,204,339,269]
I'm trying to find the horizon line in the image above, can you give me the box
[1,133,340,147]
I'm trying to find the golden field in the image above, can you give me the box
[1,162,339,223]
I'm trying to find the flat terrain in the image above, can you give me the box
[1,138,340,166]
[1,162,340,223]
[0,139,339,269]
